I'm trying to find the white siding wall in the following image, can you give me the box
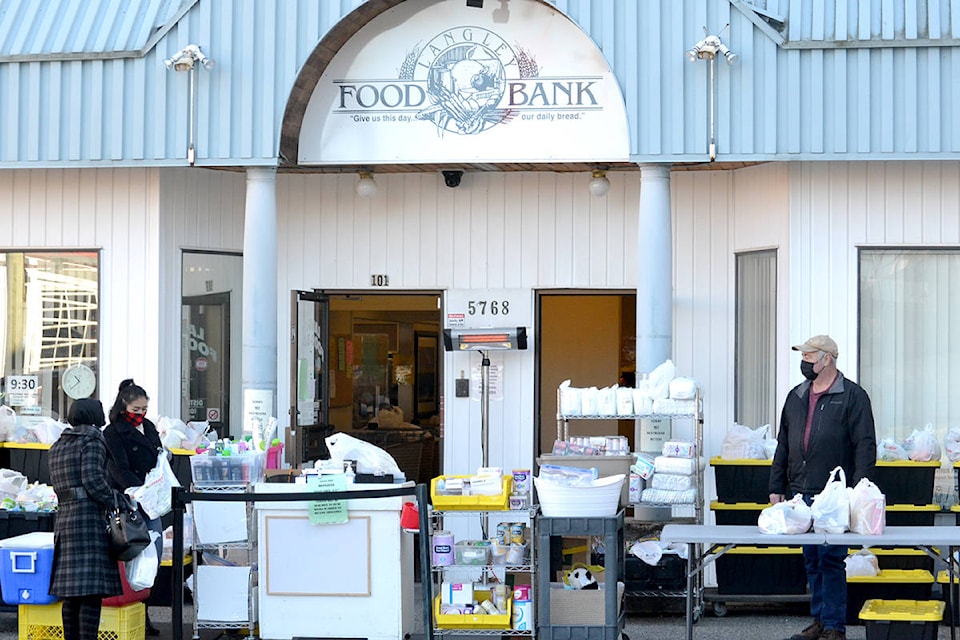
[672,162,791,509]
[788,160,960,398]
[0,168,162,414]
[277,171,640,474]
[158,168,246,429]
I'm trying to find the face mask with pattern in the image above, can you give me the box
[124,411,145,427]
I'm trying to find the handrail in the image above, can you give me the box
[170,482,433,640]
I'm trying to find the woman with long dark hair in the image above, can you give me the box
[49,398,123,640]
[103,379,164,635]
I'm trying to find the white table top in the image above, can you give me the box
[660,524,960,548]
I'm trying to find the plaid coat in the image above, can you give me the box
[48,425,123,597]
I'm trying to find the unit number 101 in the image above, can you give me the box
[467,300,510,315]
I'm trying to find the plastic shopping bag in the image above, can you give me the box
[325,432,403,477]
[811,466,850,534]
[849,477,885,535]
[903,424,941,462]
[844,549,879,578]
[720,423,769,460]
[757,494,812,534]
[125,531,160,591]
[126,450,180,520]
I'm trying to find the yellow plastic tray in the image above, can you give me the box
[3,442,50,450]
[431,476,513,511]
[878,460,941,467]
[709,501,771,510]
[709,457,772,466]
[434,591,512,629]
[859,598,944,621]
[724,545,803,555]
[847,569,934,584]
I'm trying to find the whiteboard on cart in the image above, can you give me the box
[263,515,371,595]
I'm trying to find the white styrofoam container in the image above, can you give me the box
[534,474,624,517]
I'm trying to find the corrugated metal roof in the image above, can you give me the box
[735,0,960,46]
[0,0,197,61]
[0,0,958,167]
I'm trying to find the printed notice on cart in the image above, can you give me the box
[471,364,503,401]
[307,474,348,525]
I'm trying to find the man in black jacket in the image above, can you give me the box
[769,335,876,640]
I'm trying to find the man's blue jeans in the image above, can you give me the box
[802,543,848,632]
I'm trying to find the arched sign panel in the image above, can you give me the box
[299,0,630,165]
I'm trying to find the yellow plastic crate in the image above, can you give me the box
[430,475,513,510]
[434,590,512,629]
[847,569,934,584]
[19,602,145,640]
[859,599,944,621]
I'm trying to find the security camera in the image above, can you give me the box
[442,170,464,188]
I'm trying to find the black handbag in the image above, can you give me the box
[105,493,151,561]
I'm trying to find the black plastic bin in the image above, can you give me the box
[873,461,938,505]
[0,510,55,539]
[710,457,771,504]
[859,599,943,640]
[885,503,940,526]
[593,552,686,592]
[710,501,768,526]
[715,546,807,595]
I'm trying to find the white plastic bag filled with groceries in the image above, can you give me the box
[848,477,885,536]
[757,494,812,535]
[811,466,850,534]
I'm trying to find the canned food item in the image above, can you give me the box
[479,599,499,615]
[496,522,509,546]
[432,531,455,566]
[512,600,534,630]
[509,523,525,545]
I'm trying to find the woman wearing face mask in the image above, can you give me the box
[103,379,163,636]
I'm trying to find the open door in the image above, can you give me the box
[289,290,330,468]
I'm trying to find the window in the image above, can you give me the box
[181,251,242,437]
[859,248,960,441]
[735,250,777,429]
[0,251,100,420]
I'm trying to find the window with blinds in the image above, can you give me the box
[859,248,960,442]
[735,249,777,431]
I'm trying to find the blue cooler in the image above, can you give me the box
[0,531,57,605]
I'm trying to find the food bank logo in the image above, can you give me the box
[333,26,603,136]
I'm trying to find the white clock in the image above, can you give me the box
[61,364,97,400]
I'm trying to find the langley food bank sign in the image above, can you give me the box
[299,0,629,165]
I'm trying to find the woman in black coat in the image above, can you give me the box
[49,398,123,640]
[102,379,163,636]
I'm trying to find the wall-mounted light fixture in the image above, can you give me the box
[686,34,738,65]
[164,44,215,72]
[466,0,484,7]
[589,169,610,197]
[686,27,737,161]
[356,171,378,198]
[163,45,215,165]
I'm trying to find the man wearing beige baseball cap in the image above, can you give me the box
[769,334,876,640]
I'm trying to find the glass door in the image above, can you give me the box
[181,293,230,436]
[289,290,329,467]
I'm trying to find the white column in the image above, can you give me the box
[636,163,673,375]
[242,167,278,436]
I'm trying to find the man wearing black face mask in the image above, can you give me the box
[769,335,876,640]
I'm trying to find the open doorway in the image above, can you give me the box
[536,291,637,455]
[291,291,442,484]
